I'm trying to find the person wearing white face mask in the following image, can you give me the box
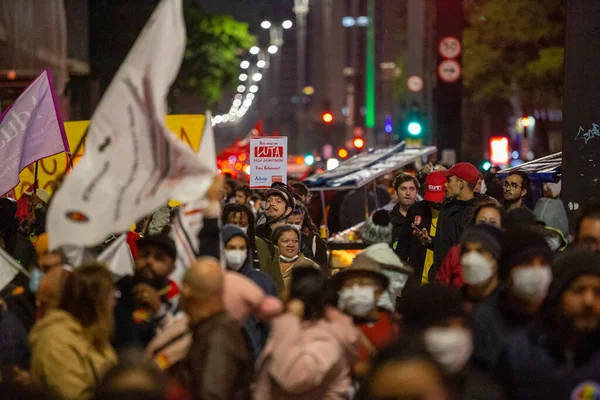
[399,283,505,399]
[333,253,400,379]
[272,225,320,291]
[286,203,329,270]
[222,224,279,360]
[471,227,553,372]
[458,224,503,311]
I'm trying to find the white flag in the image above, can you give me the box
[98,235,135,280]
[170,112,218,284]
[0,247,29,292]
[47,0,214,250]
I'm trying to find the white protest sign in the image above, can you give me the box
[249,137,288,189]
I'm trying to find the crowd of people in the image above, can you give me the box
[0,158,598,400]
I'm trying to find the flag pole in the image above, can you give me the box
[34,161,39,191]
[66,126,89,173]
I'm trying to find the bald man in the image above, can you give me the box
[178,258,252,400]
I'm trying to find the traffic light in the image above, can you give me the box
[338,148,348,158]
[406,102,423,137]
[521,117,530,127]
[322,112,334,124]
[353,137,365,150]
[490,136,510,165]
[304,154,315,166]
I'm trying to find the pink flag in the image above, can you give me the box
[0,68,69,196]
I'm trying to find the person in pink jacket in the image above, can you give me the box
[254,267,360,400]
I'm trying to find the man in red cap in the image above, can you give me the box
[394,171,447,283]
[417,162,480,282]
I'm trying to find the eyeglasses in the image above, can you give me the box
[502,181,521,190]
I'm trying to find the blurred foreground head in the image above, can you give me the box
[357,335,451,400]
[94,349,167,400]
[180,257,224,323]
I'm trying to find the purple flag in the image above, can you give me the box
[0,69,69,196]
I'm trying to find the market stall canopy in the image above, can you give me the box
[303,142,437,191]
[498,152,561,183]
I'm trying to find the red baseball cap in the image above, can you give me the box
[424,171,447,203]
[440,162,479,185]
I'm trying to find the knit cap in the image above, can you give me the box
[499,227,553,280]
[362,210,393,246]
[545,249,600,308]
[399,283,464,329]
[460,224,503,260]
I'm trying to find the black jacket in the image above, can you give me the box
[471,288,533,372]
[389,202,406,242]
[495,324,600,399]
[432,196,479,277]
[394,200,433,280]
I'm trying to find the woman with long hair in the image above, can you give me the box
[30,263,118,399]
[254,267,360,399]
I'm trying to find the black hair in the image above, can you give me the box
[272,224,301,244]
[94,349,167,400]
[290,266,328,320]
[575,202,600,237]
[469,200,505,226]
[393,173,420,192]
[291,182,309,197]
[291,202,319,235]
[356,335,448,400]
[235,185,252,198]
[508,171,531,193]
[222,203,256,242]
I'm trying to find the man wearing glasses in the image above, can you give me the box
[503,171,530,210]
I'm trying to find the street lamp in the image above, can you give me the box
[257,60,266,68]
[249,46,260,55]
[252,72,263,82]
[282,20,293,29]
[261,20,272,29]
[239,73,248,82]
[240,60,250,69]
[268,45,278,54]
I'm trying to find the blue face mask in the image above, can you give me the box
[29,268,44,294]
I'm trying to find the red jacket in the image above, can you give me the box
[434,245,465,290]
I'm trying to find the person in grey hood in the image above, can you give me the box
[221,224,279,360]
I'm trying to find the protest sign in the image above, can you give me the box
[0,69,69,197]
[249,137,288,189]
[13,115,206,199]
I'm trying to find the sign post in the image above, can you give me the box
[250,137,288,189]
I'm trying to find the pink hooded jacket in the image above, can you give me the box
[253,307,360,400]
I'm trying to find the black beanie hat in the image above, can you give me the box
[399,283,464,329]
[545,249,600,308]
[460,224,503,260]
[499,227,553,280]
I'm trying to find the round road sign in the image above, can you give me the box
[439,37,461,59]
[438,60,461,83]
[407,76,424,92]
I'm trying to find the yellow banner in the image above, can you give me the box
[14,115,206,199]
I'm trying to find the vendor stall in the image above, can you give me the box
[497,152,561,182]
[303,142,437,267]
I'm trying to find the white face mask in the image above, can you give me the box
[338,285,376,317]
[545,236,561,251]
[232,225,248,234]
[424,327,473,374]
[289,223,303,232]
[511,265,552,304]
[224,249,247,271]
[377,272,410,312]
[461,251,495,285]
[280,254,299,262]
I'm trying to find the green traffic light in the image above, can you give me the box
[408,122,422,136]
